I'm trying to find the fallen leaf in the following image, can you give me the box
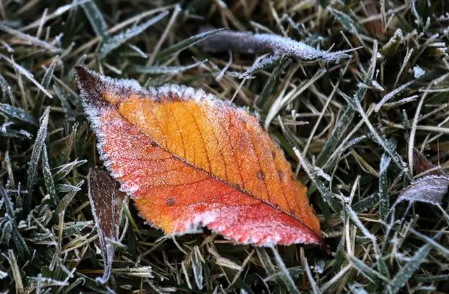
[199,27,353,62]
[396,175,449,206]
[412,148,444,176]
[76,66,322,246]
[394,149,447,207]
[87,168,122,283]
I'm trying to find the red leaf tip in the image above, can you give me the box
[75,65,108,107]
[76,65,145,108]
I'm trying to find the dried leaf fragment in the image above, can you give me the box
[77,66,322,246]
[396,175,449,206]
[87,168,122,283]
[395,149,447,206]
[412,148,444,176]
[199,27,353,62]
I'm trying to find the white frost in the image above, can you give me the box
[375,80,414,112]
[413,65,425,78]
[371,80,385,92]
[254,33,352,62]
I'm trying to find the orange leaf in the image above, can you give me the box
[76,66,322,246]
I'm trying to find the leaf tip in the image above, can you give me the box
[76,66,145,109]
[75,65,104,99]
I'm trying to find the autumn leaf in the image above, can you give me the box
[76,66,322,246]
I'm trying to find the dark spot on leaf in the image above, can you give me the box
[151,141,158,147]
[257,170,265,180]
[278,171,285,180]
[166,197,176,206]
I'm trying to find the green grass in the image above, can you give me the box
[1,0,449,293]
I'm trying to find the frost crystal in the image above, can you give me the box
[254,33,351,61]
[413,65,425,78]
[371,80,385,92]
[240,55,281,79]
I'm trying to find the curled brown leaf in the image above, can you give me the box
[199,27,353,62]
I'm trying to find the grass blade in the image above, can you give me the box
[32,55,58,117]
[157,28,226,60]
[304,257,321,294]
[410,229,449,259]
[25,107,50,212]
[81,0,109,39]
[383,244,431,294]
[348,255,389,283]
[99,11,168,59]
[7,250,24,294]
[191,246,204,290]
[53,159,88,182]
[132,59,207,74]
[0,23,60,53]
[316,41,378,168]
[42,144,58,206]
[271,246,301,294]
[379,141,395,221]
[54,181,84,216]
[10,58,53,98]
[0,103,38,126]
